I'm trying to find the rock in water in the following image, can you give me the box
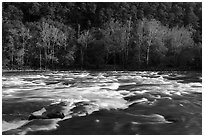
[28,112,65,120]
[47,112,65,119]
[28,102,66,120]
[28,114,47,120]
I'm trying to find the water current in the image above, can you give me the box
[2,71,202,135]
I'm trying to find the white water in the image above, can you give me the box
[2,71,202,134]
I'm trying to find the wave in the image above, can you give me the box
[130,113,172,124]
[2,71,202,134]
[3,119,60,135]
[2,120,28,132]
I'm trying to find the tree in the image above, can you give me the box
[39,19,76,69]
[5,33,15,68]
[143,19,161,65]
[77,29,93,68]
[56,25,76,68]
[2,2,202,70]
[131,18,168,67]
[3,5,23,21]
[2,19,31,68]
[165,26,195,67]
[123,17,132,68]
[18,25,32,67]
[102,18,131,68]
[130,19,145,68]
[86,29,106,69]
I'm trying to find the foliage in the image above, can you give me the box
[2,2,202,70]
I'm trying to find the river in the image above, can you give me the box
[2,71,202,135]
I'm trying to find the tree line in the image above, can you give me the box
[2,2,202,70]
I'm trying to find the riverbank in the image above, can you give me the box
[2,67,202,74]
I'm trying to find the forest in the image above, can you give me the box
[2,2,202,70]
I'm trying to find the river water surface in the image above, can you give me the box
[2,71,202,135]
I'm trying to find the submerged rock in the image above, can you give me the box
[28,112,65,120]
[28,102,67,120]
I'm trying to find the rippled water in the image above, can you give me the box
[2,71,202,135]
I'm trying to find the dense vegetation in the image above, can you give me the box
[2,2,202,70]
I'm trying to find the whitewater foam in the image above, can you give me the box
[2,120,28,132]
[2,71,202,134]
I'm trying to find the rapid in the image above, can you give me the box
[2,71,202,135]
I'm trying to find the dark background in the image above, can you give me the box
[2,2,202,71]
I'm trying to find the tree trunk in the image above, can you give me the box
[11,50,14,69]
[146,40,151,66]
[44,46,47,69]
[114,51,116,70]
[138,42,141,68]
[122,52,124,70]
[146,45,149,66]
[77,24,83,69]
[85,42,87,68]
[125,17,132,68]
[40,49,42,70]
[52,43,54,69]
[22,37,25,67]
[80,47,83,68]
[126,47,128,68]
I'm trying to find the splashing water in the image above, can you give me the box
[2,71,202,135]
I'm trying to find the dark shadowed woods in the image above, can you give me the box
[2,2,202,71]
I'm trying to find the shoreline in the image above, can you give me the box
[2,68,202,73]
